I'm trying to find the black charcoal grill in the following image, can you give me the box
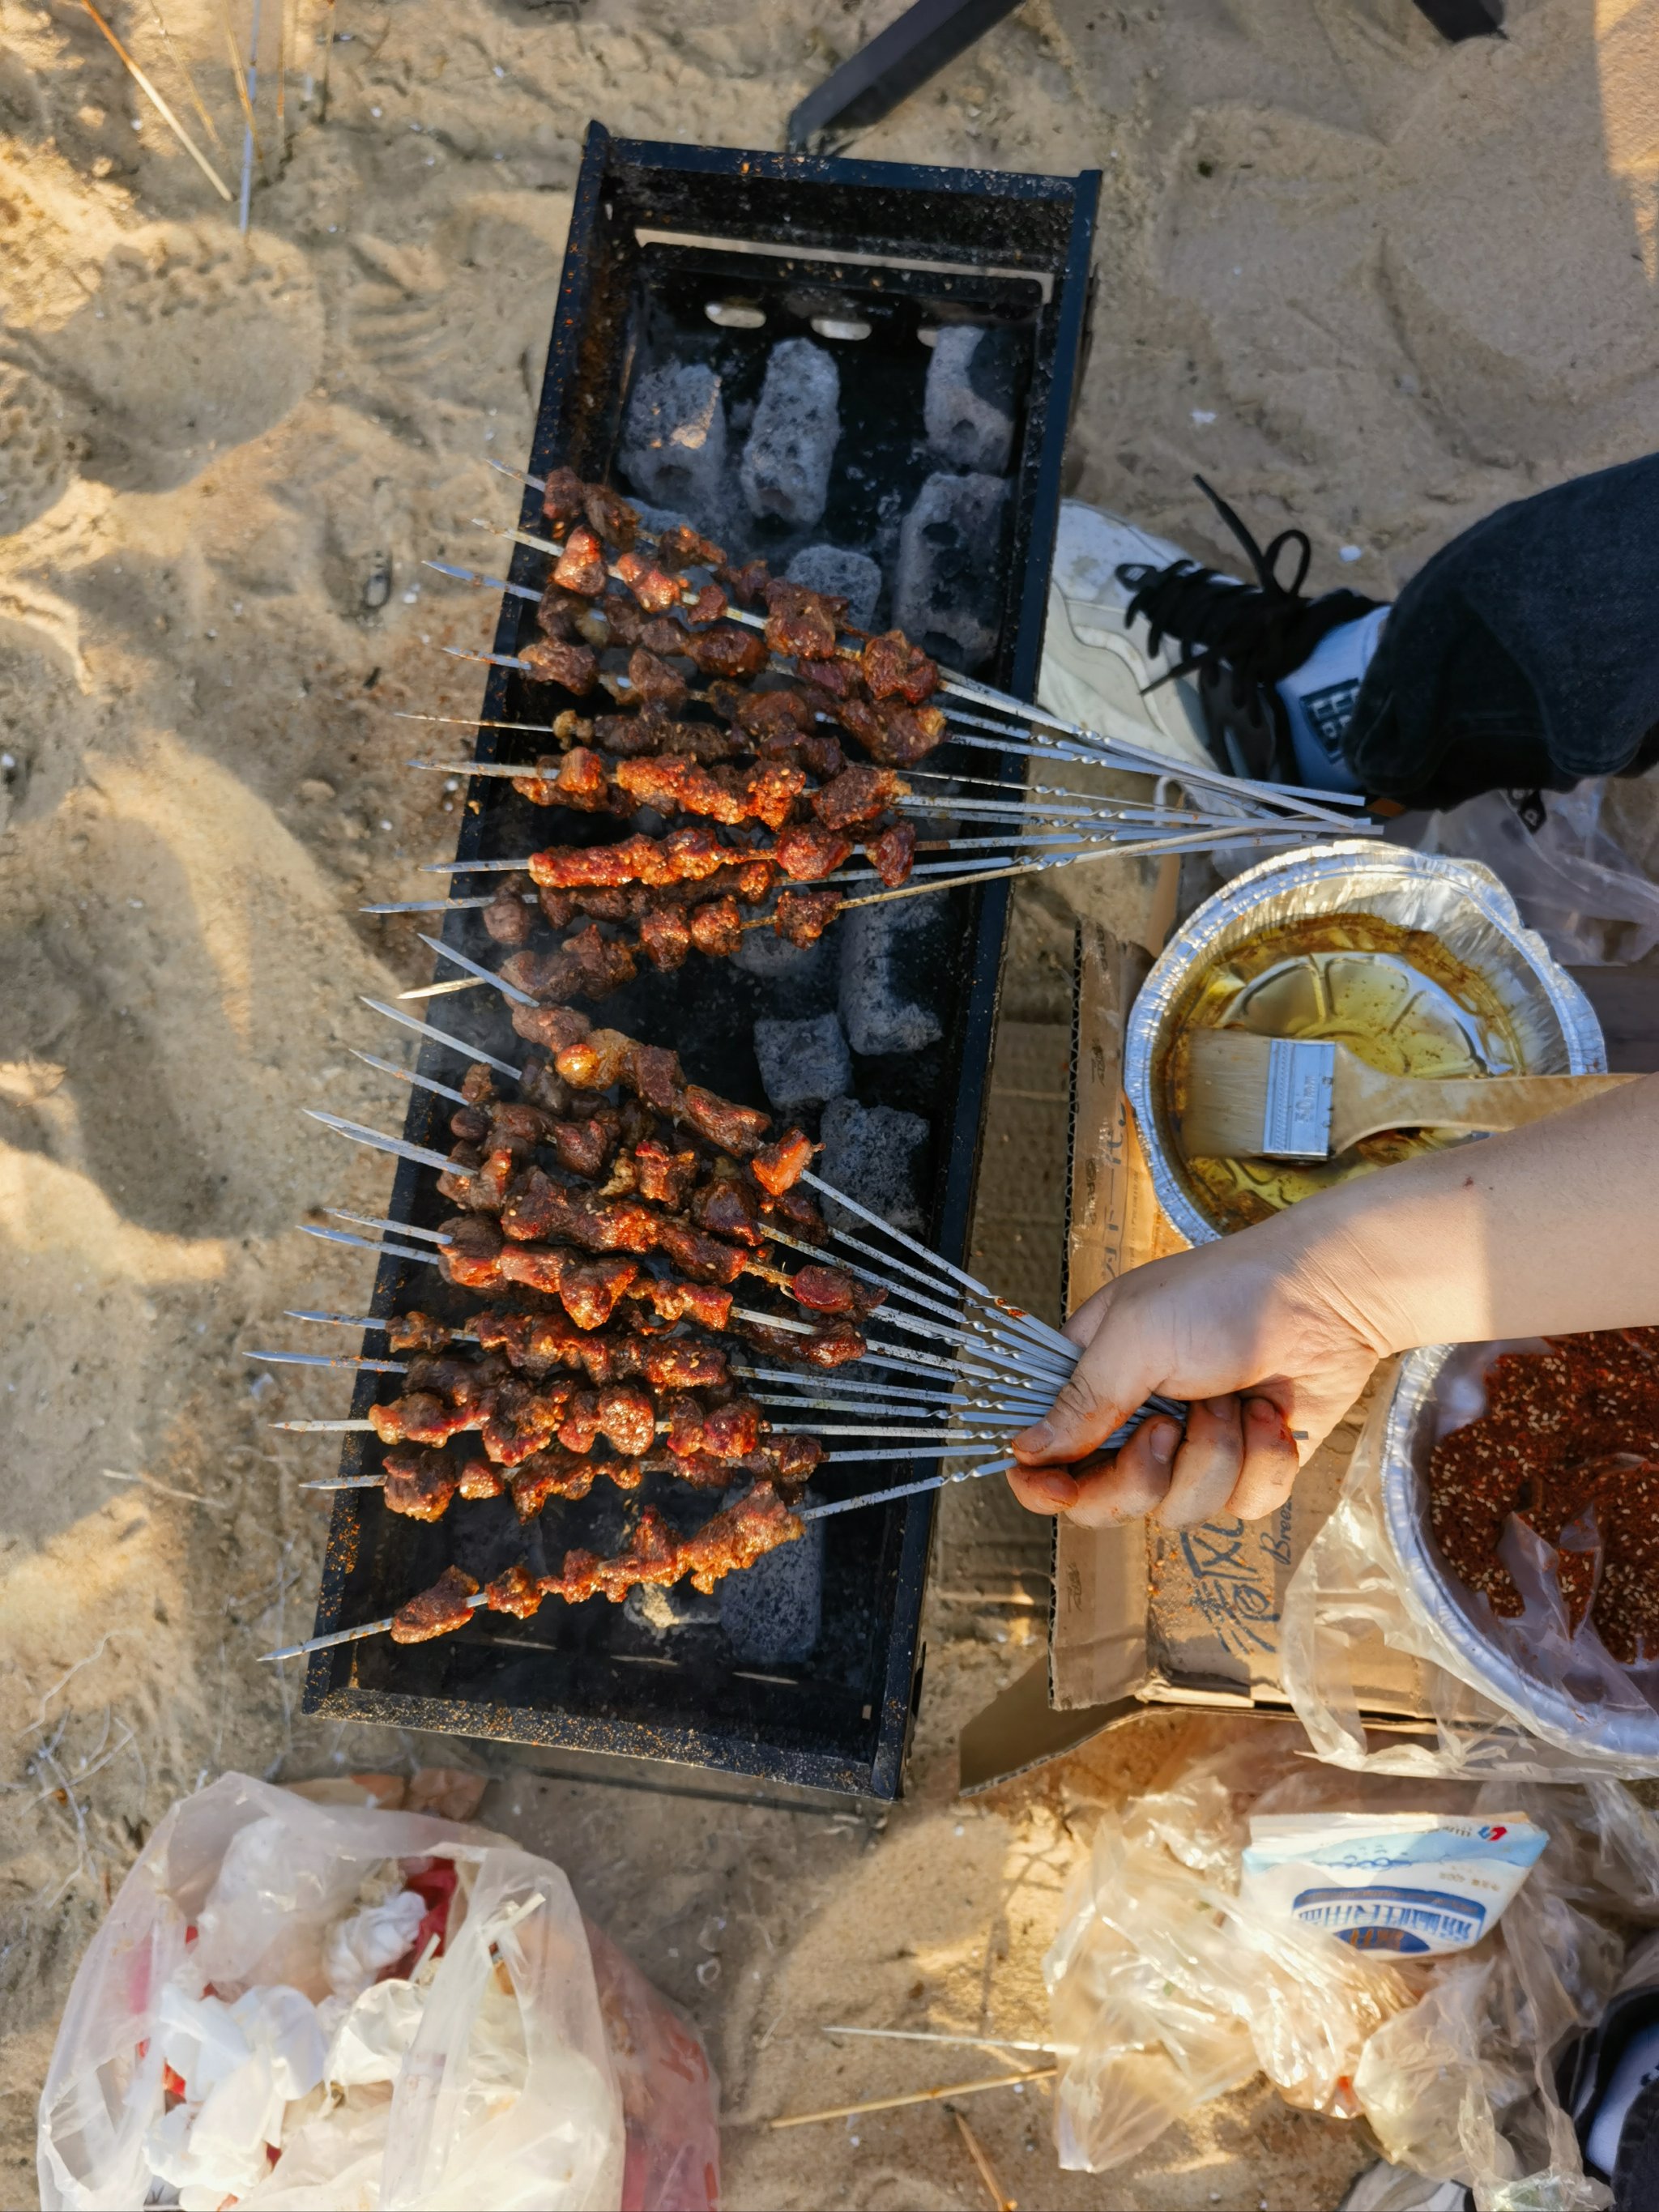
[300,125,1099,1799]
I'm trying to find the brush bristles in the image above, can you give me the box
[1176,1031,1336,1161]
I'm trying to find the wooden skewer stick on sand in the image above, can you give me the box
[143,0,228,153]
[76,0,232,200]
[766,2065,1058,2129]
[953,2108,1017,2212]
[274,0,290,154]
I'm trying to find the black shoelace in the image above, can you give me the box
[1118,476,1382,711]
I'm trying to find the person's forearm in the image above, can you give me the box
[1292,1071,1659,1354]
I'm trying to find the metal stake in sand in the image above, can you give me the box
[215,0,263,221]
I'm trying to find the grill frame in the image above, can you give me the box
[298,124,1099,1798]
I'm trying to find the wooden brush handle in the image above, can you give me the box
[1336,1069,1640,1149]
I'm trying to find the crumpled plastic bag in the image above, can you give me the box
[36,1771,719,2212]
[1044,1729,1659,2210]
[1043,1731,1424,2176]
[1280,1352,1659,1782]
[1412,779,1659,967]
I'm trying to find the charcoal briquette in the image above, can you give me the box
[923,325,1018,475]
[620,362,728,520]
[893,471,1009,669]
[753,1011,852,1113]
[739,339,840,529]
[785,544,882,630]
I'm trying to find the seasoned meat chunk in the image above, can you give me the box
[680,624,770,680]
[518,637,598,693]
[482,883,533,946]
[791,1264,886,1318]
[552,524,609,597]
[382,1449,460,1522]
[484,1562,547,1617]
[616,548,684,613]
[680,1085,771,1157]
[703,1396,762,1458]
[638,905,692,971]
[763,580,842,660]
[621,647,688,711]
[866,820,917,888]
[384,1311,456,1355]
[535,583,586,640]
[597,1383,656,1457]
[658,522,728,570]
[860,630,939,704]
[689,895,743,958]
[390,1565,480,1643]
[541,467,587,530]
[718,556,771,605]
[774,888,844,945]
[582,482,639,548]
[751,1127,817,1196]
[866,701,948,767]
[458,1458,507,1500]
[812,765,905,830]
[774,824,853,881]
[547,1110,621,1178]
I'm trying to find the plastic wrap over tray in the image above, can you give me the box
[1124,842,1606,1247]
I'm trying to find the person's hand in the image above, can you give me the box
[1007,1205,1399,1528]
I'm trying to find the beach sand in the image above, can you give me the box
[3,0,1658,2202]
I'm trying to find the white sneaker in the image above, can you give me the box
[1038,501,1219,778]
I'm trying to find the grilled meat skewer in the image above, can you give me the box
[390,1481,804,1641]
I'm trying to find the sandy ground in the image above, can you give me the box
[4,0,1659,2204]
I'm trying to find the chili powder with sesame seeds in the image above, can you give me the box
[1427,1328,1659,1662]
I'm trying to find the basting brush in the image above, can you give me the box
[1177,1030,1637,1162]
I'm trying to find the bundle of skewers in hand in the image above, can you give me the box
[260,1002,1183,1664]
[371,467,1378,997]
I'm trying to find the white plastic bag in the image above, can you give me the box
[1413,780,1659,966]
[1280,1353,1659,1781]
[36,1772,719,2212]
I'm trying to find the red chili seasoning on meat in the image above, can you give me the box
[1427,1327,1659,1661]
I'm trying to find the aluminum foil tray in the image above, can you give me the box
[1124,842,1606,1247]
[1381,1345,1659,1763]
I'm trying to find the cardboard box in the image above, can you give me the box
[960,914,1435,1792]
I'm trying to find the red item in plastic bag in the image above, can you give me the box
[392,1860,459,1976]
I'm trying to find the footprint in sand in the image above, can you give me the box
[0,615,87,833]
[42,221,322,492]
[344,199,573,409]
[0,361,77,533]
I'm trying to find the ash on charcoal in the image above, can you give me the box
[838,894,947,1057]
[893,471,1010,669]
[719,1507,823,1664]
[785,544,881,631]
[923,325,1020,475]
[626,1582,720,1634]
[620,362,728,520]
[817,1097,928,1233]
[630,498,694,539]
[739,339,840,530]
[753,1011,851,1112]
[732,924,836,987]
